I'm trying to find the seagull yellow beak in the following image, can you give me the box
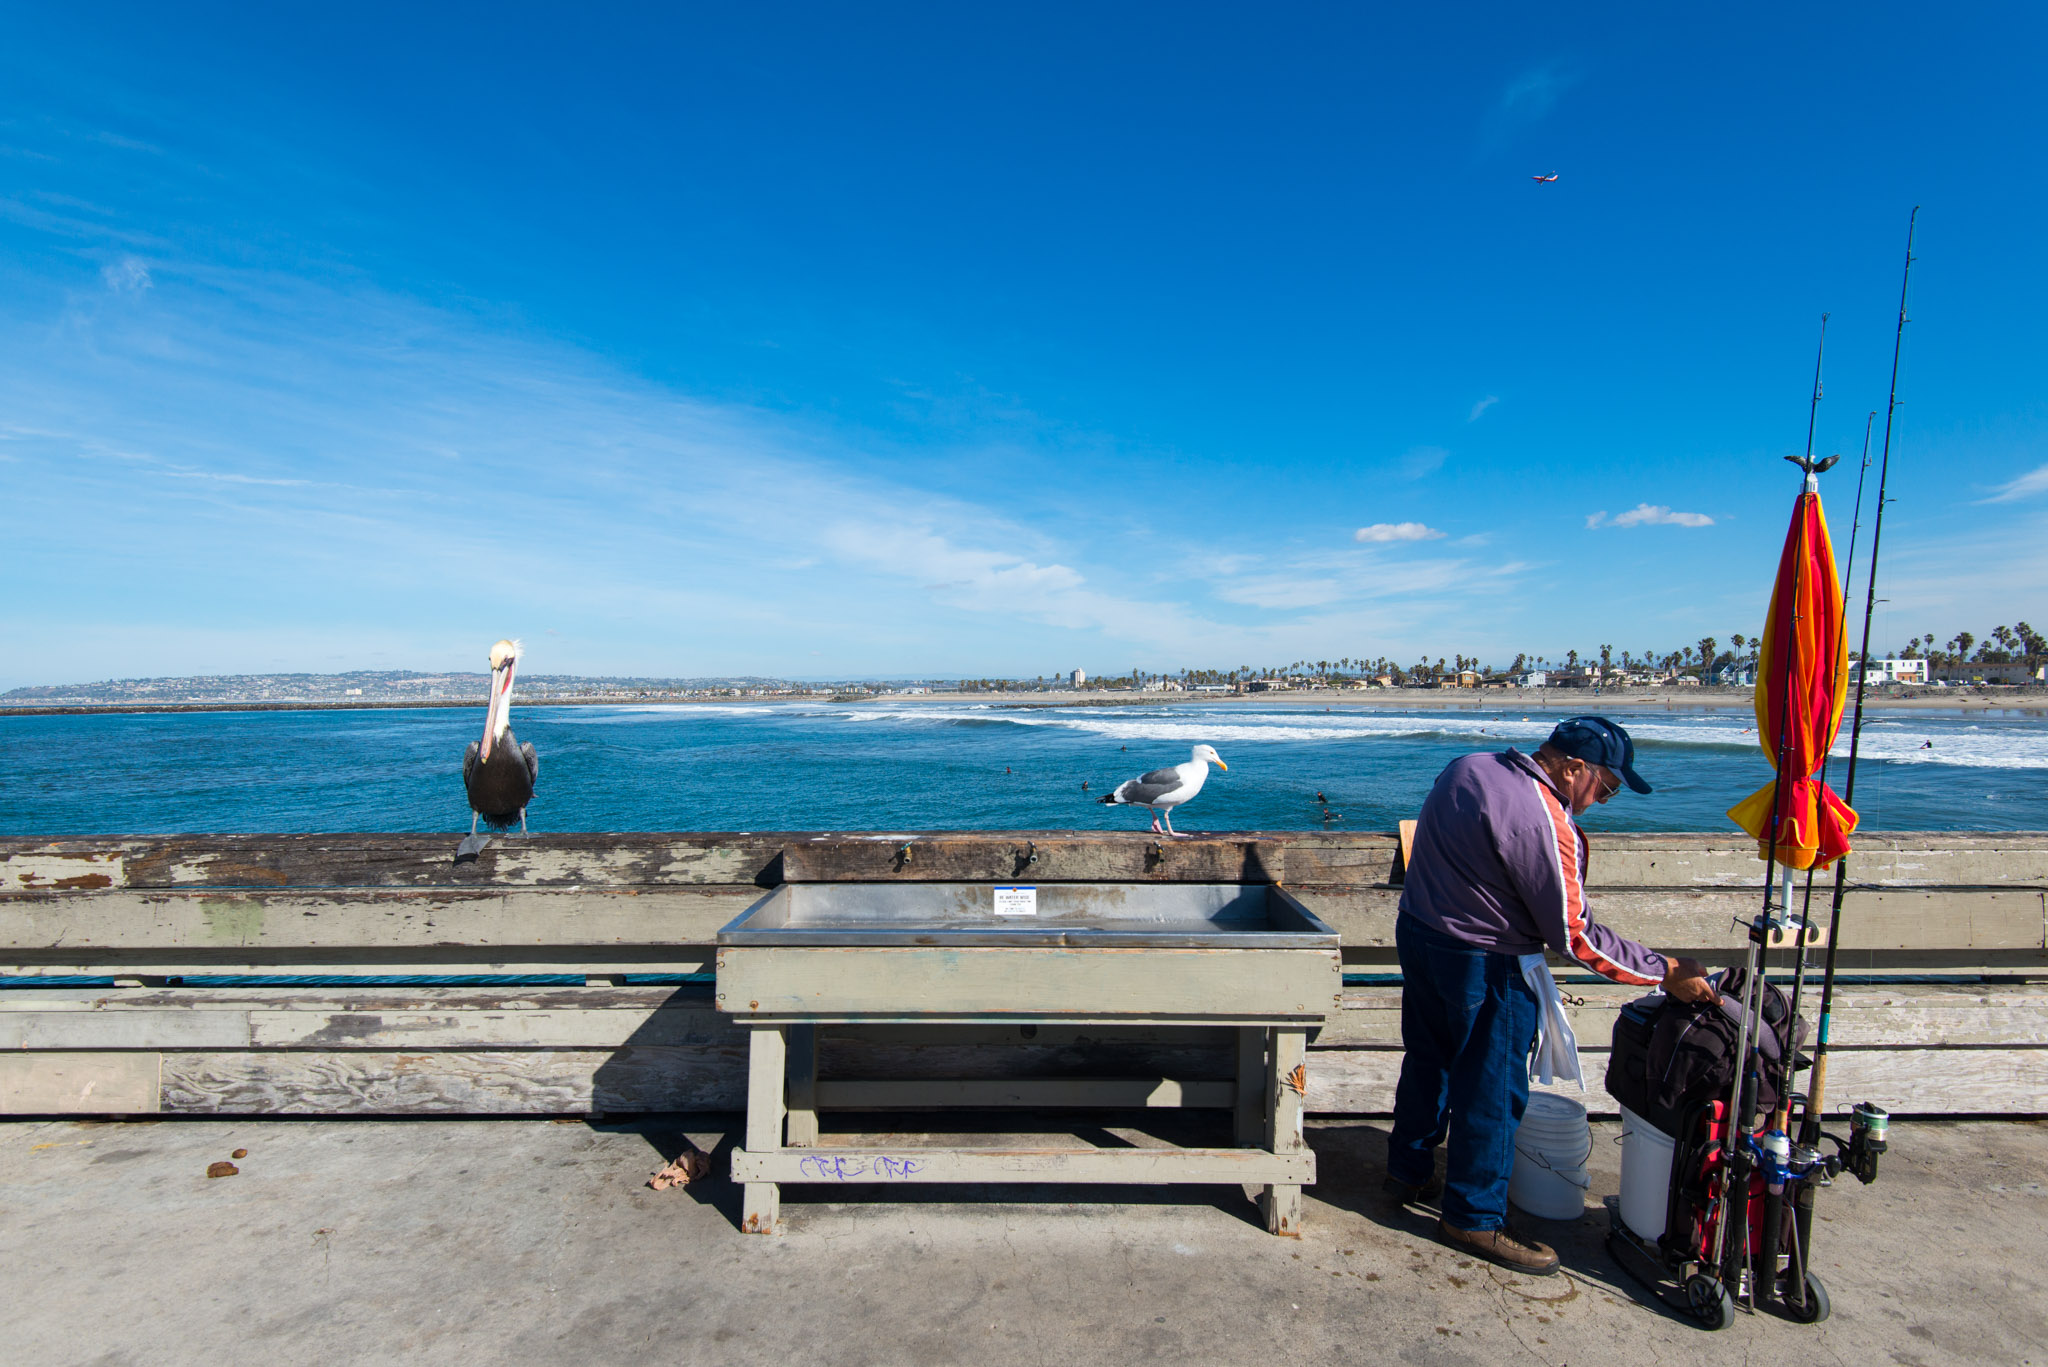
[1214,759,1228,770]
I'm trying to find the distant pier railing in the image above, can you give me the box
[2,831,2043,1117]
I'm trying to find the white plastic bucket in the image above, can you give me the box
[1508,1092,1593,1220]
[1618,1106,1677,1241]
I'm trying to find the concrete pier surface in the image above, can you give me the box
[4,1115,2041,1366]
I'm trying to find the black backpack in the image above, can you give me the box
[1605,968,1808,1135]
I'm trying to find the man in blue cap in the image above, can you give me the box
[1386,716,1716,1274]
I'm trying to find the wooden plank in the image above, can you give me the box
[0,954,716,978]
[2,1032,2032,1116]
[730,1144,1315,1185]
[1283,832,2048,890]
[5,982,2041,1053]
[0,887,759,950]
[782,834,1285,884]
[0,835,789,891]
[0,985,692,1012]
[1293,887,2047,955]
[156,1046,746,1113]
[812,1078,1235,1109]
[1322,984,2048,1050]
[743,1026,787,1234]
[1262,1028,1307,1235]
[1299,1047,2048,1117]
[716,946,1342,1019]
[7,832,2044,895]
[0,1010,252,1049]
[746,1028,787,1151]
[5,978,2041,1049]
[0,1052,160,1113]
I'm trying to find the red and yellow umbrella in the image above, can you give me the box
[1728,480,1858,870]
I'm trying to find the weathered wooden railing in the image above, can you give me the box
[2,832,2043,1116]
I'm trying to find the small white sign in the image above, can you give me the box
[992,885,1038,916]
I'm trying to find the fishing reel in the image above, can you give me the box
[1844,1102,1888,1185]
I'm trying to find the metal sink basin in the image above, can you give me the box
[716,882,1341,1022]
[717,881,1338,949]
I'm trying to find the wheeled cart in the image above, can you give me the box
[1605,1099,1831,1331]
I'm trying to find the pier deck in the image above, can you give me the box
[3,1112,2040,1365]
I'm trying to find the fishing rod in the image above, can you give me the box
[1730,313,1843,1302]
[1780,409,1875,1118]
[1801,209,1917,1147]
[1781,211,1919,1316]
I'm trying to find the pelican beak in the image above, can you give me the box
[481,663,507,760]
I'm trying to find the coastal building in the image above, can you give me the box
[1852,658,1930,686]
[1931,661,2041,685]
[1070,668,1086,688]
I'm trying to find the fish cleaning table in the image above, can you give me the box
[715,879,1342,1235]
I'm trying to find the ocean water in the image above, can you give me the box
[1,701,2043,837]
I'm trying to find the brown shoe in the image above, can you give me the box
[1435,1220,1560,1276]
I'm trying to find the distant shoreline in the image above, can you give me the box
[5,685,2043,718]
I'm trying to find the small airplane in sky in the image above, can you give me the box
[1531,173,1560,183]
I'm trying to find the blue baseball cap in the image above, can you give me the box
[1546,716,1651,794]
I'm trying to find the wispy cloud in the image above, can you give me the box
[1355,522,1446,543]
[100,256,151,292]
[14,252,1538,680]
[1399,445,1449,479]
[1587,504,1715,529]
[1500,65,1578,122]
[1979,462,2048,503]
[1481,62,1583,152]
[1468,395,1499,422]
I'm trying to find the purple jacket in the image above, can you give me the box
[1398,749,1667,986]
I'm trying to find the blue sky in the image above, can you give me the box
[3,4,2044,688]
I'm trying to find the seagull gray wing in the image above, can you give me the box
[1114,769,1187,806]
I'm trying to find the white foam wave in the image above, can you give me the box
[541,700,2048,769]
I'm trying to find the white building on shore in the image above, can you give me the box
[1851,658,1929,686]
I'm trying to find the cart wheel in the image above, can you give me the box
[1780,1270,1832,1324]
[1685,1272,1736,1330]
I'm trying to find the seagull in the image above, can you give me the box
[459,638,539,858]
[1099,744,1226,839]
[1531,173,1560,182]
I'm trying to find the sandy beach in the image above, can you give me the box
[4,684,2044,718]
[990,685,2048,715]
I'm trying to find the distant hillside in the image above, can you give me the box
[1,670,858,705]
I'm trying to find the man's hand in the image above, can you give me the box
[1662,955,1718,1005]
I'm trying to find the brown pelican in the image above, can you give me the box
[459,639,538,857]
[1099,744,1226,839]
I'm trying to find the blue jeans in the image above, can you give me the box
[1387,915,1539,1231]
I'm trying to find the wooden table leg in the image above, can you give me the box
[785,1024,819,1148]
[1235,1026,1268,1148]
[1261,1027,1306,1237]
[742,1025,787,1234]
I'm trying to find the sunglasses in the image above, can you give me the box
[1592,766,1623,800]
